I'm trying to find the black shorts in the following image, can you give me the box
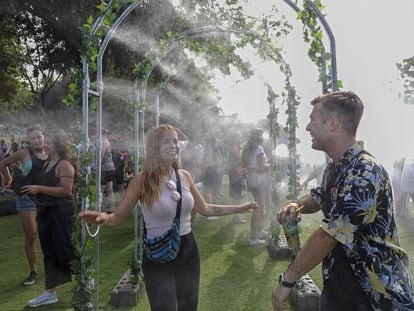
[113,172,124,185]
[228,171,243,198]
[201,167,222,188]
[101,171,115,185]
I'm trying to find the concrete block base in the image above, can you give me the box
[290,274,321,311]
[110,270,141,307]
[267,235,293,260]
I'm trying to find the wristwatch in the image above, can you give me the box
[279,272,296,288]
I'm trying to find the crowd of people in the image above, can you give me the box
[0,136,25,162]
[1,90,414,310]
[0,123,25,137]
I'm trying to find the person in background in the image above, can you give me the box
[200,133,225,221]
[100,128,115,211]
[242,128,270,246]
[272,91,414,311]
[7,135,20,156]
[392,158,406,219]
[78,124,257,311]
[0,124,48,286]
[399,158,414,219]
[22,129,76,308]
[227,132,247,224]
[0,139,8,160]
[301,162,325,190]
[200,133,224,205]
[110,136,129,196]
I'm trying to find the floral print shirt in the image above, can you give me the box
[310,143,414,310]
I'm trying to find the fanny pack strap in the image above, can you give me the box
[174,166,182,220]
[143,166,182,234]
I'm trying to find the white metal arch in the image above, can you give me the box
[80,1,338,309]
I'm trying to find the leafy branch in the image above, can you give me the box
[397,56,414,104]
[297,0,342,91]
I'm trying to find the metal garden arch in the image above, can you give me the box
[133,24,300,197]
[80,0,338,309]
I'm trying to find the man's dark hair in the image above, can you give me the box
[311,91,364,136]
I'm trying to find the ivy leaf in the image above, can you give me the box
[315,30,323,40]
[97,2,106,12]
[86,15,94,26]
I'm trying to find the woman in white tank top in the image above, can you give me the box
[79,124,257,311]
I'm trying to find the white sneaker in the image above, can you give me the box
[232,219,247,224]
[248,238,266,246]
[27,291,57,307]
[257,230,268,239]
[206,216,219,220]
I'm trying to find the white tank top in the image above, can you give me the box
[142,170,194,239]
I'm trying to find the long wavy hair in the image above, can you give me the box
[45,129,78,191]
[140,124,180,207]
[45,129,72,160]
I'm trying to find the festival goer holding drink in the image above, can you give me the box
[22,129,76,307]
[79,124,257,311]
[0,124,47,286]
[273,91,414,311]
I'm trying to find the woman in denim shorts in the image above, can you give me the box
[0,124,47,286]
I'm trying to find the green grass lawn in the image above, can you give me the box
[1,195,413,310]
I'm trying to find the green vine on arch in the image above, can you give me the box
[71,145,96,311]
[297,0,343,90]
[65,1,137,310]
[284,81,301,200]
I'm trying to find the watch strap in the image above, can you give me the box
[279,272,296,288]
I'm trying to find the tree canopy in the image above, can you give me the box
[1,0,292,138]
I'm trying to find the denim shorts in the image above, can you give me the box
[15,194,38,212]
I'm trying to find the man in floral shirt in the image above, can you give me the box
[272,91,414,311]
